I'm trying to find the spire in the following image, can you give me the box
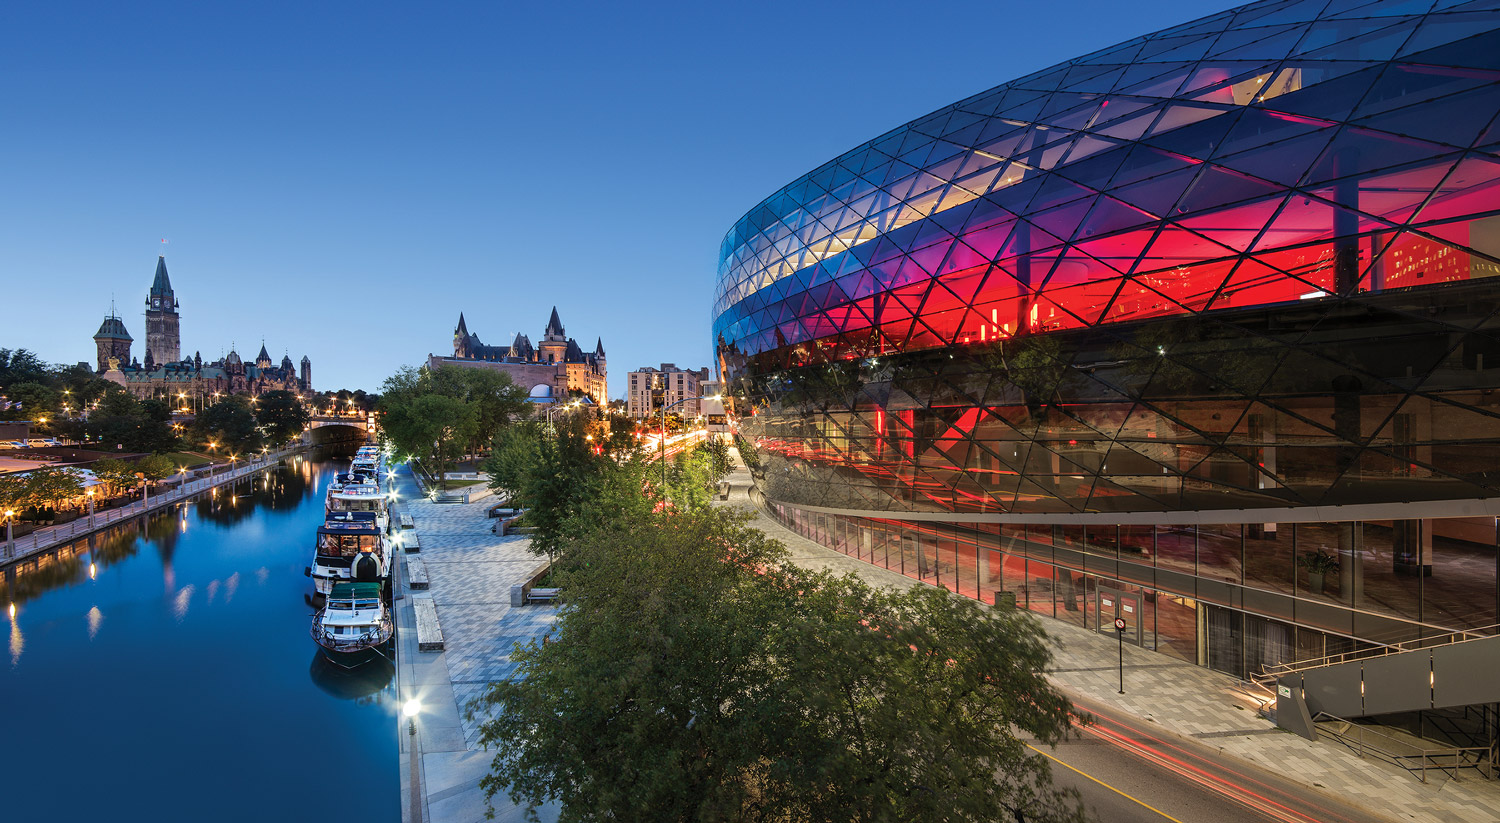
[594,337,606,356]
[149,256,174,299]
[545,306,564,337]
[456,312,469,336]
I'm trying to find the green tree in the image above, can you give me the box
[91,457,137,495]
[0,473,27,514]
[474,504,1086,823]
[21,467,83,515]
[696,437,733,483]
[6,382,59,424]
[136,453,176,484]
[481,418,641,563]
[417,393,478,483]
[255,389,311,445]
[194,396,263,456]
[0,348,49,388]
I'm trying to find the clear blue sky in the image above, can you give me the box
[1,0,1239,396]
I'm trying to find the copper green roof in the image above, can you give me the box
[93,314,132,341]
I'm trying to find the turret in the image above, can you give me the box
[92,310,133,373]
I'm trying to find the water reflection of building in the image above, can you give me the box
[715,0,1500,707]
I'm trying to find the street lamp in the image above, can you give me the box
[86,488,95,528]
[543,399,581,436]
[403,699,423,823]
[3,510,13,560]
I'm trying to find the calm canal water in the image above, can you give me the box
[1,452,396,822]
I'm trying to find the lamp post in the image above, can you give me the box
[404,699,423,823]
[86,489,95,528]
[543,399,581,437]
[4,510,13,560]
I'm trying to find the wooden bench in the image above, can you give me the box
[526,587,560,604]
[413,597,444,651]
[408,557,429,590]
[399,513,415,530]
[403,532,421,553]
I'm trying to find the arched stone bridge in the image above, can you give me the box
[304,415,376,445]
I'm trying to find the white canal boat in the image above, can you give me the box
[310,581,394,668]
[307,511,389,596]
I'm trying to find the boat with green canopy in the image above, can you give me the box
[311,581,394,667]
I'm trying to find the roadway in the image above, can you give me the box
[1025,695,1388,823]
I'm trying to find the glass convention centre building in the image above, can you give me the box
[714,0,1500,680]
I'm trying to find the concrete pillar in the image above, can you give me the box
[1340,521,1364,605]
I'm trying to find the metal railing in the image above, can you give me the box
[1314,712,1495,783]
[2,447,300,566]
[1258,622,1500,684]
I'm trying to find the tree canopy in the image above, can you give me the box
[254,390,310,445]
[377,364,528,482]
[192,395,263,457]
[473,499,1088,823]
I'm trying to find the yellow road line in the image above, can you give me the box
[1027,743,1186,823]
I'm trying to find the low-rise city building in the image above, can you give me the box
[627,364,711,419]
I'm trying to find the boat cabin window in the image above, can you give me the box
[327,597,379,611]
[316,533,380,557]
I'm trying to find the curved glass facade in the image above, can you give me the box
[716,0,1500,675]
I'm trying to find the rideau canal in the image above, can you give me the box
[0,451,396,821]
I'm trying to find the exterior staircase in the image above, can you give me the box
[1259,624,1500,781]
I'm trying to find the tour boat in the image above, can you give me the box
[326,472,389,533]
[307,511,389,596]
[310,581,394,667]
[351,453,381,480]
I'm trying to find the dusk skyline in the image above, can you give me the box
[3,0,1237,393]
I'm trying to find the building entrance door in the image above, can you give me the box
[1097,587,1142,646]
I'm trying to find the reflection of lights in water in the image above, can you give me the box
[225,572,240,602]
[10,618,21,666]
[89,562,97,580]
[172,585,195,620]
[87,606,103,639]
[255,567,269,585]
[207,579,219,603]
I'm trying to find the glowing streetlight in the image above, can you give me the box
[403,698,422,823]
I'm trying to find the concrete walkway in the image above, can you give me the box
[392,466,560,823]
[716,466,1500,823]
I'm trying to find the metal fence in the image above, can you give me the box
[2,447,301,566]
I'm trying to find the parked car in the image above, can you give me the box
[25,438,52,448]
[0,440,21,450]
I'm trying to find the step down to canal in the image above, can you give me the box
[408,557,429,590]
[413,597,443,652]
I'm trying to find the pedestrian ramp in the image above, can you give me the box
[1267,626,1500,775]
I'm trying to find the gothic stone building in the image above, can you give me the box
[428,307,607,403]
[92,256,312,401]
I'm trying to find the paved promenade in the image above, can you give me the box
[717,466,1500,823]
[391,466,560,823]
